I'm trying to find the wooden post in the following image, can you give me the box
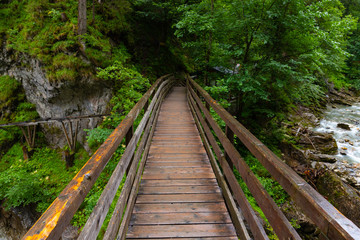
[64,149,75,168]
[20,125,37,159]
[225,125,234,169]
[125,125,134,174]
[125,125,134,146]
[144,100,149,113]
[22,145,30,160]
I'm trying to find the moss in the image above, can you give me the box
[2,0,133,83]
[0,75,20,102]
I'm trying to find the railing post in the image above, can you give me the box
[125,125,134,146]
[125,125,134,174]
[225,125,234,169]
[144,100,149,113]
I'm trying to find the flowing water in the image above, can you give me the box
[314,103,360,163]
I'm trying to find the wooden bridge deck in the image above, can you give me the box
[126,87,237,239]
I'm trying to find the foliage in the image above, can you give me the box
[0,144,88,211]
[1,0,133,83]
[175,0,357,125]
[84,60,150,152]
[0,75,38,154]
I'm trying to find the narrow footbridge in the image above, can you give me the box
[23,74,360,239]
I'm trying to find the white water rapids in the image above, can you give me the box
[314,103,360,163]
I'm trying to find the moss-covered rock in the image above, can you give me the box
[298,132,338,154]
[316,170,360,227]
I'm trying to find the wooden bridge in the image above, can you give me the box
[23,74,360,239]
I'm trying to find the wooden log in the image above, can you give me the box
[22,74,172,240]
[187,75,360,240]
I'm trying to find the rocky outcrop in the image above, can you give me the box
[0,43,112,148]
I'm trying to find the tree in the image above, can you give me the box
[175,0,357,124]
[78,0,87,35]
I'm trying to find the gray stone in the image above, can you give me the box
[0,42,112,148]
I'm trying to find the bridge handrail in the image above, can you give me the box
[23,74,174,240]
[186,74,360,240]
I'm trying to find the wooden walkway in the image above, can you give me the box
[126,87,237,239]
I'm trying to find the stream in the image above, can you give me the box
[314,103,360,163]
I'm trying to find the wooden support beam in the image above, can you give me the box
[0,114,109,128]
[61,121,72,151]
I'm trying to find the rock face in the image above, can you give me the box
[0,44,112,147]
[0,205,39,240]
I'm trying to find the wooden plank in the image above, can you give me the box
[149,146,206,154]
[141,172,215,180]
[188,75,360,240]
[147,153,207,159]
[133,202,227,214]
[151,141,202,145]
[151,136,200,141]
[127,224,237,238]
[143,167,213,175]
[130,212,232,225]
[145,161,211,168]
[146,156,208,162]
[132,238,238,240]
[136,193,224,203]
[140,179,218,187]
[138,185,221,195]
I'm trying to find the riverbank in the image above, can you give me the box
[280,86,360,235]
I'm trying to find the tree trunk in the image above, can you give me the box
[92,0,95,24]
[204,0,215,86]
[78,0,87,35]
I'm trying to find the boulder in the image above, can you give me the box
[298,132,338,155]
[280,141,309,166]
[281,201,320,239]
[337,123,351,130]
[316,170,360,228]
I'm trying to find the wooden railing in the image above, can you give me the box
[22,75,175,240]
[186,74,360,240]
